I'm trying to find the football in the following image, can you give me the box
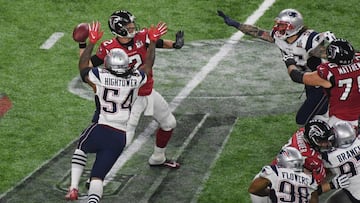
[72,23,89,42]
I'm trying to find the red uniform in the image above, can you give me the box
[272,128,326,184]
[317,53,360,121]
[95,29,153,96]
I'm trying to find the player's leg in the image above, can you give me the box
[87,126,126,202]
[126,96,147,147]
[65,123,97,200]
[148,90,178,167]
[296,86,328,126]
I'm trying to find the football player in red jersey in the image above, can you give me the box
[65,21,165,202]
[281,119,331,184]
[218,9,335,127]
[285,38,360,127]
[76,10,182,168]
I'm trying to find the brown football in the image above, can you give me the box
[72,23,89,42]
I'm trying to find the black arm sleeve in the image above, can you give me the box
[289,69,305,84]
[156,39,164,48]
[90,55,104,67]
[80,67,91,83]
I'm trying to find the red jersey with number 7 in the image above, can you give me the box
[317,53,360,121]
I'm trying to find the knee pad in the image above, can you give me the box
[159,113,176,131]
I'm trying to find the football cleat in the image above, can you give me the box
[149,159,180,169]
[65,188,78,201]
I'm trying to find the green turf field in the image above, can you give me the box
[0,0,359,202]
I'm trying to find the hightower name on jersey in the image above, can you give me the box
[104,77,139,87]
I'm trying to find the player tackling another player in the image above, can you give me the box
[218,8,335,127]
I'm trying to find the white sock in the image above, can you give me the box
[70,149,87,189]
[87,179,103,203]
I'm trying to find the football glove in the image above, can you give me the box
[283,54,297,68]
[217,10,241,28]
[148,22,168,42]
[88,21,104,44]
[173,30,184,49]
[330,174,350,189]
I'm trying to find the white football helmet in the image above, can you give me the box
[104,48,130,76]
[277,146,304,172]
[273,8,304,40]
[332,121,357,148]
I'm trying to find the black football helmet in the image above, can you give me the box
[108,10,137,38]
[304,119,333,151]
[326,38,355,65]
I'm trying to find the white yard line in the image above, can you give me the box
[139,113,210,203]
[39,32,64,49]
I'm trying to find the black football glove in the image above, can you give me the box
[173,30,184,49]
[217,10,241,28]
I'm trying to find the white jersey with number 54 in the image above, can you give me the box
[88,67,147,131]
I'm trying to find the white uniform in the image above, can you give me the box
[273,29,325,70]
[259,165,318,203]
[88,67,147,131]
[323,137,360,200]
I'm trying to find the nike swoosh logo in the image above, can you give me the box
[163,161,179,169]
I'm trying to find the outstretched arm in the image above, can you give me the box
[141,22,168,74]
[157,30,184,49]
[284,56,332,87]
[217,10,274,43]
[79,21,104,91]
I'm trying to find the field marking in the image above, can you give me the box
[139,113,210,203]
[190,117,239,203]
[103,0,276,187]
[40,32,64,49]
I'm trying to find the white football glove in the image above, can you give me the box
[330,174,350,189]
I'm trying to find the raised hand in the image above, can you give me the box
[148,22,168,42]
[88,21,104,44]
[217,10,241,28]
[173,30,184,49]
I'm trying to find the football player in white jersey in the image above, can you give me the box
[65,21,167,202]
[218,8,336,127]
[322,121,360,203]
[76,10,183,169]
[249,147,319,203]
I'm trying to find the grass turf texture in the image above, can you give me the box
[0,0,359,202]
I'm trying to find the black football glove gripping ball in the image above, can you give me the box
[173,30,184,49]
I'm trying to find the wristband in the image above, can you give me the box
[289,69,305,84]
[79,43,87,49]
